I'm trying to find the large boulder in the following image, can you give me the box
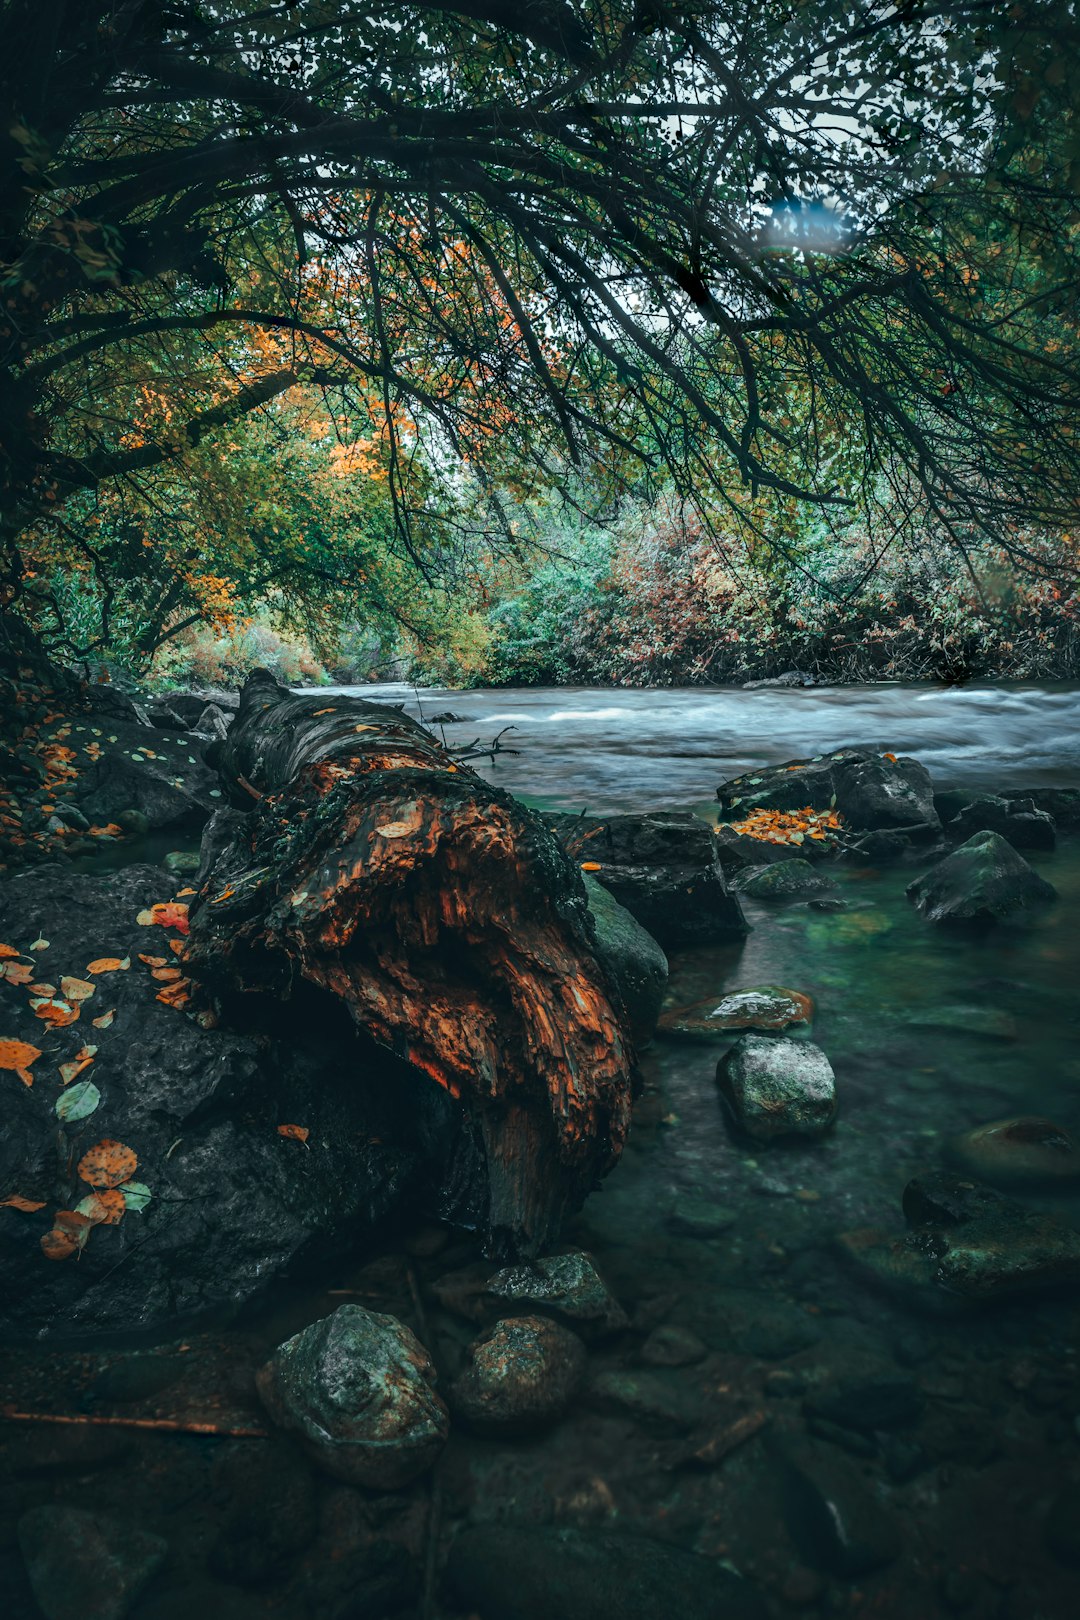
[449,1315,587,1434]
[717,1034,837,1141]
[0,866,467,1339]
[547,811,747,949]
[582,873,667,1045]
[906,830,1056,923]
[718,747,939,833]
[255,1304,449,1486]
[445,1525,768,1620]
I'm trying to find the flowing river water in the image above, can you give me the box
[5,682,1080,1620]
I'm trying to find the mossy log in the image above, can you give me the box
[186,671,632,1257]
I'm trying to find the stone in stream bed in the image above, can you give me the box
[432,1250,628,1341]
[18,1505,167,1620]
[837,1172,1080,1309]
[255,1304,449,1487]
[733,858,839,898]
[639,1323,707,1367]
[446,1525,769,1620]
[449,1315,586,1435]
[665,1192,738,1238]
[718,747,938,832]
[658,985,813,1038]
[945,793,1056,851]
[717,1034,837,1142]
[945,1116,1080,1190]
[906,830,1056,923]
[581,872,668,1045]
[778,1443,902,1577]
[900,1004,1018,1042]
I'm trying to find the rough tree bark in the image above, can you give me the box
[185,671,633,1257]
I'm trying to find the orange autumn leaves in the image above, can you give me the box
[40,1139,141,1261]
[137,903,192,1006]
[727,806,844,847]
[0,1037,42,1086]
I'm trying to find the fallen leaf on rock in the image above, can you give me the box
[91,1010,115,1030]
[151,966,182,983]
[137,903,190,934]
[56,1080,101,1120]
[277,1123,310,1144]
[31,997,80,1028]
[580,862,602,871]
[29,982,57,997]
[138,954,167,968]
[87,957,130,974]
[40,1210,93,1261]
[30,938,48,952]
[1,1194,46,1211]
[60,976,95,1002]
[120,1180,152,1212]
[1,962,33,984]
[169,939,186,957]
[0,943,20,959]
[0,1038,42,1085]
[77,1139,138,1189]
[75,1187,125,1225]
[176,887,196,897]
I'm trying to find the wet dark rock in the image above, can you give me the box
[485,1250,629,1339]
[1044,1483,1080,1569]
[714,824,799,872]
[639,1324,707,1367]
[548,810,748,948]
[734,859,838,899]
[0,865,432,1339]
[779,1443,902,1577]
[946,794,1056,851]
[162,691,240,727]
[162,849,200,876]
[658,985,813,1039]
[582,872,668,1045]
[89,1355,188,1404]
[84,686,152,726]
[1003,784,1080,828]
[907,831,1056,923]
[743,670,817,688]
[665,1193,738,1238]
[75,719,220,831]
[208,1440,317,1585]
[733,1299,822,1360]
[945,1117,1080,1190]
[717,1034,837,1142]
[718,747,938,833]
[449,1315,586,1434]
[147,702,188,730]
[901,1171,1010,1228]
[446,1524,769,1620]
[18,1505,167,1620]
[901,1004,1018,1041]
[255,1304,449,1487]
[804,1375,923,1433]
[191,703,232,741]
[585,1367,699,1432]
[837,1188,1080,1308]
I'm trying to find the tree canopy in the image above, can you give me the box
[2,1,1078,660]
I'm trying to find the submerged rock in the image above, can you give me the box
[779,1444,902,1577]
[945,1117,1080,1190]
[639,1323,707,1367]
[18,1505,166,1620]
[837,1173,1080,1308]
[717,1034,837,1142]
[734,859,838,898]
[432,1250,628,1340]
[582,872,668,1044]
[449,1316,586,1434]
[658,985,813,1038]
[255,1304,449,1487]
[906,830,1056,923]
[445,1525,768,1620]
[665,1192,738,1238]
[804,1375,923,1434]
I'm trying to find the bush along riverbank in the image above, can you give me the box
[4,672,1080,1618]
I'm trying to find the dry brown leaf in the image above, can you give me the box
[151,966,183,983]
[77,1139,138,1189]
[87,957,130,974]
[1,1194,46,1212]
[78,1188,125,1226]
[277,1123,310,1143]
[138,954,167,968]
[91,1010,115,1030]
[1,962,33,985]
[0,1037,43,1085]
[60,976,95,1002]
[0,943,20,959]
[32,998,80,1028]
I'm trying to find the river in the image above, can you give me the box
[310,680,1080,812]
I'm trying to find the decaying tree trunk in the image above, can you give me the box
[185,671,633,1257]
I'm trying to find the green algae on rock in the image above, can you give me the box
[659,984,813,1038]
[255,1305,449,1487]
[907,830,1057,923]
[717,1034,837,1142]
[734,858,839,899]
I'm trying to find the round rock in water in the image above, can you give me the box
[255,1304,449,1487]
[906,830,1056,923]
[734,859,838,899]
[485,1250,629,1339]
[18,1506,167,1620]
[717,1034,837,1142]
[450,1315,586,1434]
[946,1117,1080,1190]
[659,985,813,1038]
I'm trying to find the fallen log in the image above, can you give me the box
[186,671,633,1257]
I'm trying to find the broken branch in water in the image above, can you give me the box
[2,1406,267,1438]
[449,725,521,763]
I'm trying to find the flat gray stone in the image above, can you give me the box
[718,1035,837,1141]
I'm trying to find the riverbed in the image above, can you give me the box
[4,682,1080,1620]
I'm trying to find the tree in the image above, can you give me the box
[2,1,1079,646]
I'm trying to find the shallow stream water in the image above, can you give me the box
[5,682,1080,1620]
